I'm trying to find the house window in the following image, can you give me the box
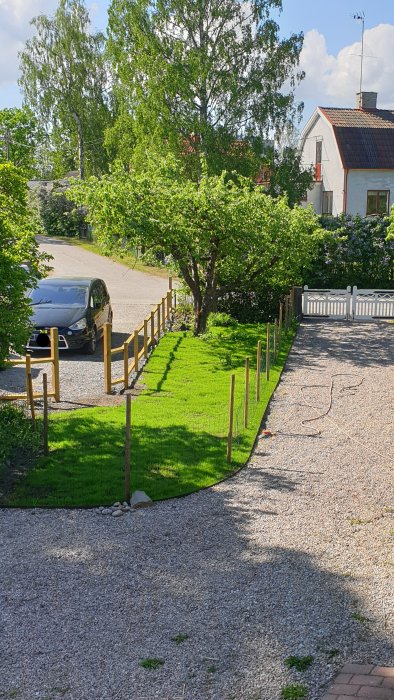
[366,190,389,215]
[322,191,333,214]
[315,141,322,181]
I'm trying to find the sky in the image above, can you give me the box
[0,0,394,128]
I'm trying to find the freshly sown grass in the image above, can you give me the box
[7,324,295,507]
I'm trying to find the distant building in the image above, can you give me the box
[300,92,394,216]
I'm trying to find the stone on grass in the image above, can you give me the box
[130,491,153,509]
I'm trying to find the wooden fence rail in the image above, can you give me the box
[1,327,60,403]
[104,278,175,394]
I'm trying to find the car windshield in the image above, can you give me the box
[30,284,89,307]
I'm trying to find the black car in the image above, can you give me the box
[27,277,112,354]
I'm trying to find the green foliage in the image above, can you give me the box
[170,633,189,645]
[284,656,314,672]
[262,146,314,208]
[0,403,43,485]
[36,183,87,238]
[107,0,305,177]
[139,658,164,670]
[69,155,321,333]
[281,684,308,699]
[0,163,50,363]
[0,107,43,178]
[207,312,238,328]
[304,214,394,289]
[19,0,112,179]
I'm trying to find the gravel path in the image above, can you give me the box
[0,236,170,407]
[1,319,393,700]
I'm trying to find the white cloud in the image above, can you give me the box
[298,24,394,110]
[0,0,58,90]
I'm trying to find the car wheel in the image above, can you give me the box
[83,327,98,355]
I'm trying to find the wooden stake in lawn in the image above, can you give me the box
[150,310,155,348]
[143,319,148,359]
[124,393,131,502]
[256,340,261,402]
[25,355,35,426]
[273,320,278,362]
[133,330,139,374]
[42,373,49,456]
[279,303,283,351]
[285,296,289,332]
[265,322,270,381]
[244,357,250,429]
[123,341,129,390]
[50,327,60,402]
[227,374,235,464]
[104,322,112,394]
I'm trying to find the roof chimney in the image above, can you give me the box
[356,91,377,109]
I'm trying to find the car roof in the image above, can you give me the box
[37,277,101,287]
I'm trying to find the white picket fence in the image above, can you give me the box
[303,286,394,320]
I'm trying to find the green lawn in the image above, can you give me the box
[6,324,295,507]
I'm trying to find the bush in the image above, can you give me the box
[304,214,394,289]
[207,312,238,328]
[218,283,289,323]
[0,403,42,478]
[37,183,87,238]
[172,300,194,331]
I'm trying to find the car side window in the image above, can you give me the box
[90,283,100,309]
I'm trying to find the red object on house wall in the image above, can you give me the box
[315,162,322,181]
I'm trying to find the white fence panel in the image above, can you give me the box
[352,287,394,319]
[303,286,351,319]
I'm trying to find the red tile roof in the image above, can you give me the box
[319,107,394,169]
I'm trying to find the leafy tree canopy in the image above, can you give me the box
[70,155,321,333]
[0,164,51,364]
[107,0,305,178]
[19,0,112,180]
[0,107,43,178]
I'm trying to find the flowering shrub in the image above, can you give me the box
[304,214,394,289]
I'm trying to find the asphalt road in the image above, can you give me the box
[0,236,170,407]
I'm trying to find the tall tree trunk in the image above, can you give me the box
[72,111,85,180]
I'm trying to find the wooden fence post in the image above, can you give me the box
[167,291,172,319]
[256,340,261,402]
[244,357,250,429]
[134,330,139,374]
[50,327,60,402]
[157,304,161,339]
[143,319,148,359]
[150,310,155,348]
[161,297,166,332]
[169,276,173,291]
[227,374,235,464]
[273,320,277,361]
[25,355,35,425]
[123,341,129,391]
[285,296,289,332]
[290,287,295,323]
[279,304,283,351]
[104,322,112,394]
[43,373,49,456]
[124,393,131,502]
[265,322,270,381]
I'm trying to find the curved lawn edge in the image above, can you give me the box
[4,325,297,508]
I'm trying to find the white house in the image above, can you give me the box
[300,92,394,217]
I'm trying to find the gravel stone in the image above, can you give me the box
[1,319,393,700]
[111,509,123,517]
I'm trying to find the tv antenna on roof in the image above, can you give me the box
[354,11,365,94]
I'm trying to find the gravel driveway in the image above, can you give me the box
[0,236,170,406]
[1,319,393,700]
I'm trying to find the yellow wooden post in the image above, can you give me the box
[150,310,155,347]
[256,340,261,402]
[273,320,277,361]
[169,276,173,291]
[103,322,112,394]
[25,355,35,424]
[265,322,270,381]
[50,327,60,402]
[123,341,129,390]
[43,373,49,455]
[124,393,131,502]
[157,304,161,339]
[227,374,235,464]
[134,330,139,374]
[279,304,283,350]
[167,290,172,318]
[244,357,250,429]
[161,297,166,332]
[144,319,148,358]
